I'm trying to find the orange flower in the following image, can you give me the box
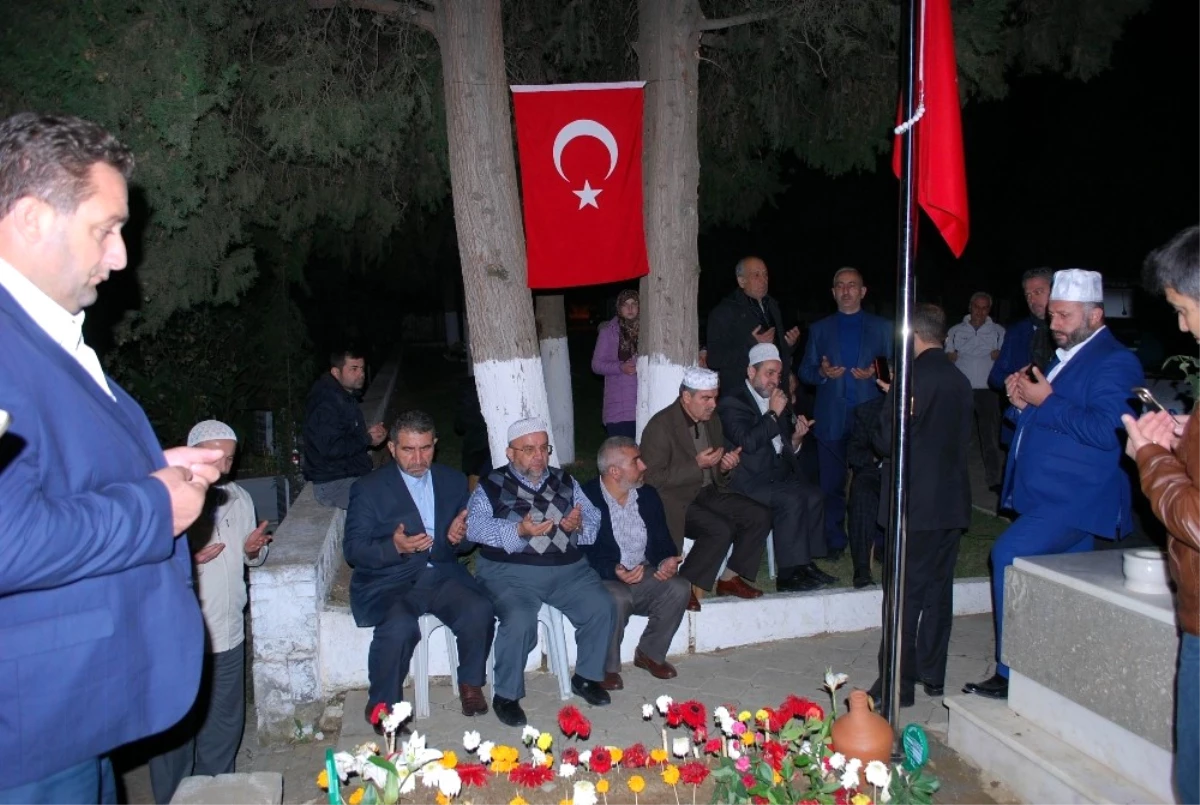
[348,788,364,805]
[436,794,450,805]
[596,779,610,794]
[662,765,681,786]
[742,733,756,747]
[509,797,528,805]
[628,776,646,793]
[441,750,459,769]
[609,747,624,764]
[649,748,668,764]
[316,770,329,790]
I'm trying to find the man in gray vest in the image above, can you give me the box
[466,418,616,727]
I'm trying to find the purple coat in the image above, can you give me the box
[591,317,638,425]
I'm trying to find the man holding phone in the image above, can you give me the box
[964,269,1144,701]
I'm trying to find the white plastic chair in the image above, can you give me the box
[485,603,572,701]
[411,613,460,720]
[681,531,776,581]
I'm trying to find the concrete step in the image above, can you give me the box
[945,694,1162,805]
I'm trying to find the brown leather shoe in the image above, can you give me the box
[634,649,678,680]
[459,683,489,717]
[715,576,763,599]
[686,590,702,611]
[599,672,624,691]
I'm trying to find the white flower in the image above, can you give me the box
[845,758,863,776]
[332,751,358,782]
[531,747,548,767]
[672,736,690,758]
[463,730,481,752]
[865,760,891,789]
[437,768,461,798]
[477,740,495,763]
[799,741,813,756]
[828,752,846,770]
[824,669,849,693]
[573,780,598,805]
[880,781,894,803]
[578,749,592,767]
[714,705,730,722]
[396,768,418,796]
[656,694,673,714]
[521,725,540,745]
[559,762,577,778]
[361,762,389,789]
[382,701,413,734]
[398,732,442,771]
[840,766,861,790]
[728,743,742,760]
[641,703,655,719]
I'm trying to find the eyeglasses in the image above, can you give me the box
[514,444,553,457]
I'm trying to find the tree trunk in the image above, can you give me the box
[634,0,703,438]
[534,294,575,464]
[433,0,556,468]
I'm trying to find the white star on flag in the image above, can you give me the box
[573,180,602,210]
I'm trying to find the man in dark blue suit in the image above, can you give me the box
[0,113,221,803]
[965,269,1144,700]
[987,268,1055,449]
[344,410,495,722]
[797,267,894,556]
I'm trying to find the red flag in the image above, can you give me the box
[892,0,969,257]
[511,82,650,289]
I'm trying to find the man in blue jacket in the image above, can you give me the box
[798,267,894,555]
[0,113,221,802]
[964,269,1144,700]
[987,268,1055,448]
[582,437,689,690]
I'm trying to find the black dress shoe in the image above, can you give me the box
[867,680,914,710]
[776,572,823,592]
[963,673,1008,699]
[852,572,875,589]
[921,681,944,697]
[808,562,838,585]
[570,674,612,706]
[492,695,527,727]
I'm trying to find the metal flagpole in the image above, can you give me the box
[882,0,920,740]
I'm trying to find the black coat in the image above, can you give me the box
[717,381,802,507]
[580,480,679,580]
[873,348,974,531]
[343,463,473,627]
[706,290,794,393]
[302,372,373,483]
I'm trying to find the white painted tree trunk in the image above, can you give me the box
[635,355,685,440]
[539,336,574,463]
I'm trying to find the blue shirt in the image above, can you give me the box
[399,466,436,535]
[837,311,865,406]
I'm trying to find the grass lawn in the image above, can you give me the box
[385,357,1004,594]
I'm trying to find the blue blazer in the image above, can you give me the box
[797,312,894,442]
[0,286,204,787]
[343,462,474,627]
[579,480,679,581]
[1002,327,1144,538]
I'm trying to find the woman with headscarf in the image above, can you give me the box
[591,289,640,438]
[1121,225,1199,805]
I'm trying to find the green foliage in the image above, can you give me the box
[1164,355,1200,402]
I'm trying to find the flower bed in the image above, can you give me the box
[318,672,939,805]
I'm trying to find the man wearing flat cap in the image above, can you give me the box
[640,366,772,610]
[718,343,831,592]
[467,417,614,727]
[964,269,1144,701]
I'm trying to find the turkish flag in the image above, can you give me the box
[891,0,969,257]
[511,82,650,289]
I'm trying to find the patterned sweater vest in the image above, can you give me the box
[479,466,581,566]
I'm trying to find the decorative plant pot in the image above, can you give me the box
[1123,548,1172,595]
[830,690,892,764]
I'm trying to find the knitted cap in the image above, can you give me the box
[682,366,719,391]
[507,417,549,443]
[187,419,237,447]
[748,343,780,365]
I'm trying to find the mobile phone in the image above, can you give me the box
[1133,387,1168,413]
[873,357,891,384]
[1025,365,1039,383]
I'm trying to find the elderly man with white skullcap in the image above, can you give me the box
[964,269,1144,701]
[640,366,772,611]
[466,417,613,726]
[148,421,272,804]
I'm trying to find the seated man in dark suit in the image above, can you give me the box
[719,343,831,592]
[582,437,690,691]
[344,410,495,727]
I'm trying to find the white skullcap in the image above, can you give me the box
[748,343,780,366]
[507,417,549,443]
[682,366,719,391]
[1050,269,1104,303]
[187,419,237,447]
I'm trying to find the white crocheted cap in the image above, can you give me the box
[748,343,780,366]
[1050,269,1104,303]
[187,419,237,446]
[681,366,719,390]
[507,417,549,443]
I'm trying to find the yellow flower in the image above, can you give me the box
[737,710,752,722]
[851,795,872,805]
[662,765,681,786]
[649,748,668,764]
[755,708,770,722]
[596,779,610,794]
[773,771,783,785]
[628,776,646,793]
[441,750,459,769]
[316,770,329,790]
[544,752,555,768]
[537,732,554,751]
[509,797,528,805]
[608,747,624,763]
[560,800,574,805]
[742,733,756,747]
[348,788,364,805]
[491,745,520,773]
[436,794,450,805]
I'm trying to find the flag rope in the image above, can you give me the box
[893,0,928,135]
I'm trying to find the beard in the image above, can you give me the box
[1054,322,1099,349]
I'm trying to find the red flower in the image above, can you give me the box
[702,738,722,754]
[741,773,756,789]
[665,703,684,728]
[767,707,790,733]
[589,747,613,775]
[560,747,580,766]
[693,726,708,743]
[833,788,852,805]
[782,695,824,723]
[622,743,648,769]
[368,702,389,725]
[679,699,707,730]
[457,763,489,788]
[761,740,787,772]
[558,705,592,739]
[678,762,710,786]
[509,763,554,788]
[752,797,769,804]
